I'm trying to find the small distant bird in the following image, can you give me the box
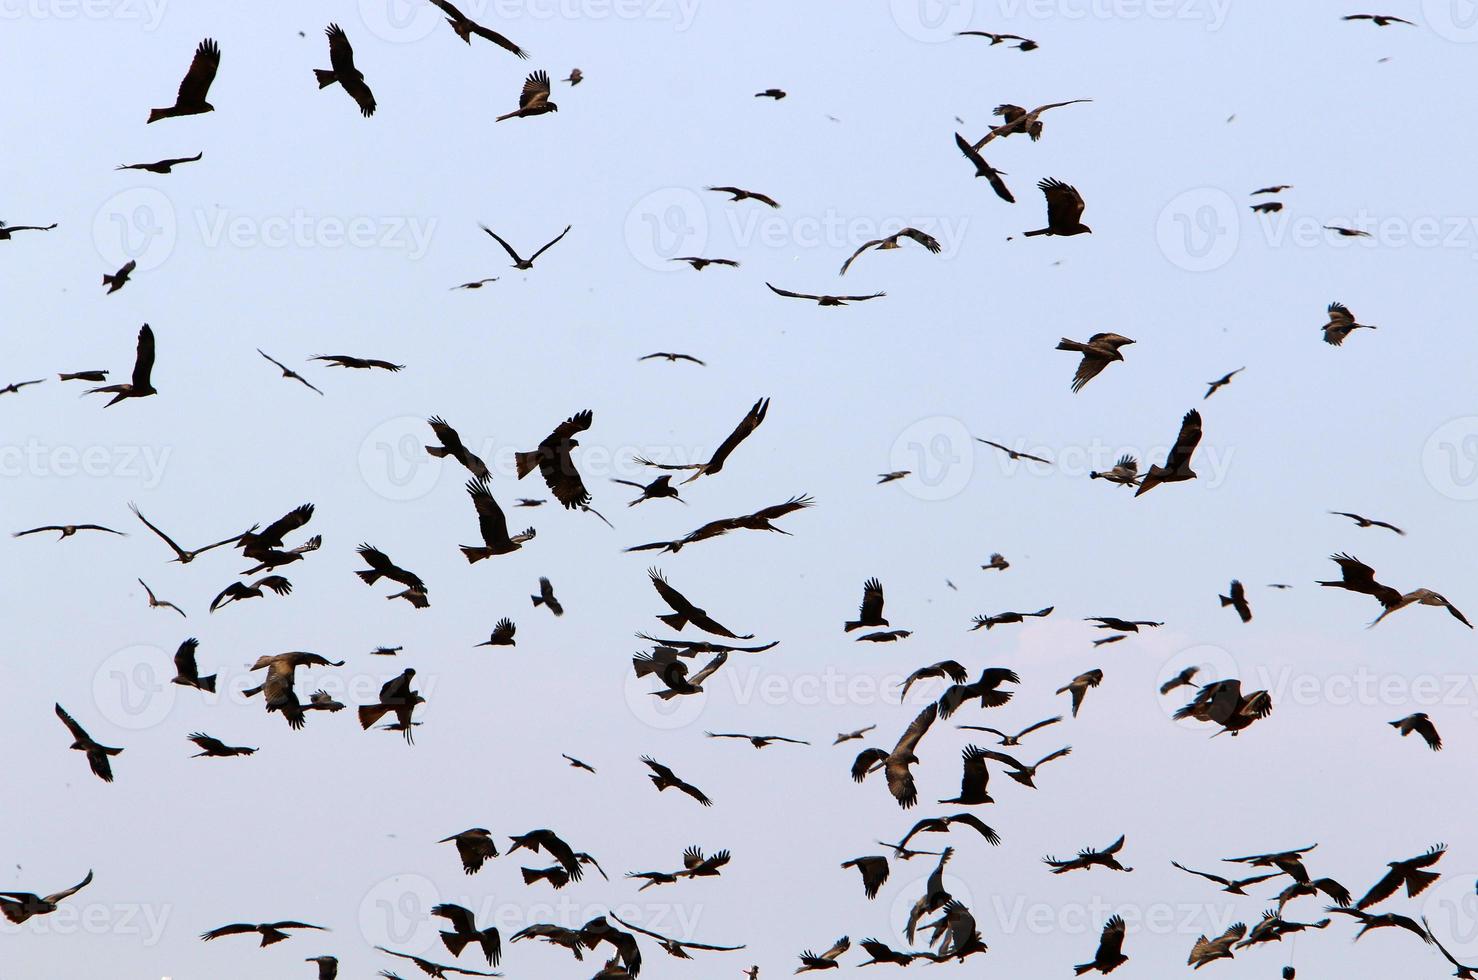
[14,523,123,540]
[480,223,571,269]
[1089,454,1140,487]
[611,475,683,506]
[140,579,186,618]
[209,575,292,612]
[1023,178,1091,236]
[313,24,375,116]
[670,256,739,271]
[1323,302,1376,346]
[1135,409,1202,496]
[1087,617,1162,632]
[1389,712,1441,751]
[857,629,911,643]
[257,350,323,395]
[531,577,563,616]
[441,829,498,874]
[1057,333,1133,391]
[188,733,256,758]
[148,38,220,122]
[706,731,809,749]
[640,351,706,364]
[839,228,941,276]
[840,856,889,899]
[976,438,1050,464]
[515,498,545,507]
[755,88,786,99]
[877,471,910,484]
[953,132,1014,202]
[425,416,490,481]
[971,607,1053,630]
[834,724,876,745]
[171,638,214,691]
[1343,14,1414,26]
[766,283,884,306]
[452,278,498,289]
[707,186,780,208]
[1204,367,1244,398]
[1324,225,1371,238]
[371,647,401,656]
[201,921,327,946]
[426,0,528,56]
[475,618,516,647]
[1252,185,1292,195]
[116,152,202,173]
[357,669,425,744]
[0,870,94,923]
[55,704,122,782]
[1093,635,1126,648]
[1250,202,1284,213]
[1056,669,1103,717]
[955,30,1038,50]
[1219,580,1252,622]
[496,70,557,121]
[563,68,582,84]
[978,746,1072,789]
[1329,511,1404,535]
[561,754,595,772]
[1044,835,1132,874]
[641,756,712,805]
[1159,666,1200,695]
[1170,861,1281,895]
[957,715,1061,746]
[87,323,156,405]
[58,370,107,382]
[981,553,1009,571]
[1075,915,1128,974]
[312,354,404,371]
[102,259,136,293]
[845,578,888,632]
[795,936,849,972]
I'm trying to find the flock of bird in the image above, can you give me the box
[5,5,1474,980]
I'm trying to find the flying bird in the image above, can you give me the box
[1135,409,1202,496]
[636,397,769,484]
[956,715,1061,746]
[876,471,909,483]
[87,323,156,405]
[975,99,1091,146]
[952,132,1014,202]
[976,746,1072,789]
[496,70,557,121]
[839,228,941,276]
[1329,511,1404,534]
[1323,302,1377,346]
[766,282,884,306]
[561,753,594,772]
[1023,178,1091,237]
[1356,844,1446,909]
[1204,367,1244,398]
[649,568,753,638]
[563,68,582,84]
[850,702,936,808]
[1343,13,1415,25]
[794,936,849,972]
[431,904,502,966]
[976,438,1050,464]
[425,0,528,56]
[639,351,705,364]
[705,731,808,749]
[257,350,323,395]
[0,221,57,240]
[0,871,94,924]
[1219,580,1252,622]
[243,651,344,729]
[441,829,498,875]
[844,578,889,632]
[148,38,220,122]
[313,354,404,371]
[116,152,202,173]
[755,88,786,99]
[1089,454,1140,487]
[201,921,327,946]
[1390,712,1441,751]
[101,258,136,293]
[139,578,186,617]
[839,856,889,899]
[531,577,563,616]
[358,669,425,743]
[956,30,1037,50]
[476,618,517,647]
[1044,835,1132,874]
[58,370,107,382]
[1159,667,1200,695]
[13,522,123,540]
[1251,202,1284,213]
[460,479,535,561]
[1056,333,1133,391]
[187,733,256,758]
[706,186,780,208]
[171,638,214,691]
[425,417,490,481]
[640,756,712,805]
[314,24,376,117]
[515,409,594,510]
[612,475,683,506]
[971,607,1053,629]
[1324,224,1371,238]
[1170,861,1281,895]
[670,256,738,271]
[1056,669,1104,717]
[55,704,122,783]
[1075,915,1128,974]
[480,223,571,269]
[1173,678,1273,736]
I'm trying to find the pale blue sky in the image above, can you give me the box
[5,1,1478,977]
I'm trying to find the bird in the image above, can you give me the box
[531,577,563,616]
[1329,511,1404,534]
[256,350,323,394]
[956,715,1062,746]
[243,651,344,729]
[431,903,502,966]
[833,724,876,745]
[305,955,338,979]
[755,88,786,99]
[1087,617,1162,632]
[1089,454,1140,487]
[640,756,712,805]
[238,533,321,576]
[1250,201,1284,213]
[844,578,888,632]
[1170,861,1282,895]
[480,223,571,269]
[850,702,936,808]
[210,575,293,612]
[1022,178,1091,237]
[639,351,706,364]
[1160,666,1200,695]
[187,733,256,758]
[515,409,595,511]
[358,669,425,743]
[1204,367,1244,398]
[976,438,1051,464]
[87,323,156,405]
[170,638,214,691]
[441,829,498,875]
[1342,13,1415,25]
[952,132,1014,202]
[635,397,769,484]
[1045,835,1132,874]
[55,704,122,782]
[855,629,911,642]
[937,744,993,804]
[839,228,941,275]
[563,68,582,83]
[1324,224,1371,237]
[0,220,57,240]
[975,99,1091,146]
[116,152,202,173]
[876,471,909,483]
[0,871,94,924]
[139,578,186,618]
[956,30,1037,49]
[355,545,429,603]
[976,746,1072,788]
[1324,906,1431,943]
[705,731,809,748]
[1056,669,1104,717]
[496,70,557,121]
[476,618,517,647]
[1356,844,1446,909]
[201,921,326,946]
[1422,917,1478,978]
[312,354,404,372]
[1075,915,1128,974]
[1220,580,1252,622]
[609,911,744,961]
[425,0,527,56]
[1136,409,1203,496]
[706,186,780,208]
[561,753,595,772]
[1323,302,1377,345]
[839,856,889,899]
[515,498,545,507]
[937,667,1019,719]
[856,939,921,966]
[1390,712,1442,751]
[0,378,41,397]
[1187,923,1245,969]
[13,522,123,540]
[670,256,739,271]
[425,417,490,481]
[971,607,1053,630]
[452,277,497,289]
[766,283,884,306]
[649,568,753,638]
[1174,678,1274,735]
[148,38,220,122]
[374,947,501,977]
[794,936,849,972]
[981,553,1010,571]
[57,370,107,382]
[898,660,970,700]
[460,479,535,561]
[236,503,315,558]
[1253,184,1293,194]
[1223,843,1319,882]
[612,475,683,506]
[1056,333,1133,392]
[314,24,376,116]
[101,258,136,293]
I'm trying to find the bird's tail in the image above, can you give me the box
[531,593,545,607]
[358,704,391,729]
[494,111,520,122]
[843,621,863,632]
[657,613,688,631]
[1073,964,1095,976]
[461,546,492,564]
[1407,869,1440,895]
[1218,594,1233,607]
[242,684,263,699]
[101,272,122,287]
[514,450,541,478]
[356,569,382,585]
[1055,338,1090,352]
[146,107,170,123]
[1023,228,1052,238]
[441,930,470,957]
[425,444,450,458]
[314,68,338,89]
[198,673,217,694]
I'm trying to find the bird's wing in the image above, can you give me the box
[177,38,220,104]
[1165,409,1203,470]
[132,324,156,389]
[54,703,91,742]
[479,226,524,263]
[839,240,880,276]
[467,479,512,547]
[766,283,817,300]
[528,224,572,262]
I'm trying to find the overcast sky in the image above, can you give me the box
[5,1,1478,978]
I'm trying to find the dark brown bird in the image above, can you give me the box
[358,669,424,743]
[1329,511,1404,535]
[639,351,706,364]
[834,724,876,745]
[1343,12,1415,25]
[839,228,941,275]
[1324,224,1371,238]
[1170,861,1281,895]
[1205,367,1244,398]
[634,397,769,485]
[705,731,808,748]
[1390,712,1441,751]
[876,470,910,483]
[766,282,884,306]
[0,871,93,924]
[563,68,582,84]
[210,574,292,613]
[976,99,1091,146]
[425,417,489,481]
[496,70,557,121]
[844,578,888,632]
[1056,333,1133,391]
[1075,915,1128,974]
[139,578,186,618]
[1174,678,1273,736]
[1250,202,1284,213]
[452,277,498,290]
[314,24,375,116]
[795,936,849,972]
[313,354,404,372]
[101,258,136,293]
[937,667,1019,719]
[970,607,1053,630]
[355,545,429,608]
[171,638,214,691]
[608,911,743,962]
[1356,844,1446,909]
[953,132,1014,202]
[13,522,123,540]
[956,30,1037,49]
[187,733,256,758]
[898,660,970,700]
[531,576,563,616]
[670,256,739,271]
[611,475,683,507]
[1089,454,1140,487]
[755,88,786,99]
[976,746,1072,788]
[243,651,344,729]
[460,479,534,561]
[1159,666,1200,695]
[237,503,314,559]
[1325,906,1431,943]
[1045,835,1132,874]
[649,569,752,638]
[1323,302,1376,345]
[476,618,517,647]
[58,370,107,382]
[116,152,202,173]
[426,0,527,56]
[148,38,220,122]
[561,753,594,772]
[480,223,570,269]
[1023,178,1091,237]
[707,186,780,208]
[1136,409,1202,496]
[976,438,1050,464]
[840,856,889,899]
[1056,669,1104,717]
[256,350,323,395]
[1088,617,1162,632]
[431,903,502,966]
[87,323,156,405]
[1224,843,1318,882]
[1186,923,1245,969]
[130,504,245,565]
[515,410,594,510]
[201,921,327,946]
[641,756,712,805]
[1220,579,1252,622]
[0,378,42,396]
[1423,917,1478,978]
[957,715,1061,746]
[850,703,936,809]
[1253,185,1292,195]
[938,744,993,804]
[0,221,57,240]
[441,828,498,874]
[55,704,121,782]
[856,629,911,642]
[239,535,321,576]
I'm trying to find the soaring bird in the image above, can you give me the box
[563,68,582,84]
[795,936,849,972]
[850,702,936,808]
[0,220,58,240]
[460,479,534,561]
[1173,678,1273,735]
[1342,12,1415,25]
[1251,202,1284,214]
[639,351,706,365]
[140,579,186,617]
[1087,617,1162,632]
[1356,844,1446,909]
[55,704,122,782]
[766,283,884,306]
[844,578,888,632]
[840,856,889,899]
[13,522,123,540]
[1159,666,1200,695]
[508,829,585,884]
[634,397,769,483]
[640,756,712,805]
[1390,712,1442,751]
[1329,511,1404,535]
[210,575,292,612]
[480,223,571,269]
[1219,580,1252,622]
[561,753,594,772]
[440,829,498,875]
[1204,367,1244,399]
[610,911,744,961]
[171,638,214,691]
[201,921,326,946]
[187,733,256,758]
[937,667,1019,719]
[839,228,941,275]
[612,475,683,506]
[971,607,1053,630]
[1187,923,1245,969]
[256,350,323,395]
[358,669,425,743]
[1224,843,1319,882]
[1324,225,1371,238]
[496,70,557,121]
[238,534,321,575]
[314,25,376,116]
[957,715,1062,746]
[670,256,738,271]
[1023,178,1091,236]
[237,503,315,558]
[975,99,1091,146]
[1089,454,1140,487]
[58,371,106,382]
[116,152,202,173]
[953,132,1014,202]
[148,38,220,122]
[976,438,1051,464]
[1136,409,1202,496]
[243,651,344,729]
[1324,906,1431,943]
[424,416,489,481]
[898,660,969,700]
[876,471,909,484]
[1170,861,1281,895]
[976,746,1072,789]
[1321,554,1471,628]
[1075,916,1128,974]
[956,30,1038,50]
[938,744,993,804]
[1057,333,1133,391]
[1045,835,1132,874]
[705,731,808,749]
[1253,185,1293,195]
[755,88,786,98]
[425,0,527,56]
[531,576,563,616]
[834,724,876,745]
[1323,302,1376,346]
[431,904,502,966]
[476,618,517,647]
[87,324,156,405]
[1422,917,1478,978]
[516,410,594,510]
[1056,669,1104,717]
[312,354,404,372]
[649,568,753,638]
[707,186,780,208]
[0,871,94,924]
[355,545,429,605]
